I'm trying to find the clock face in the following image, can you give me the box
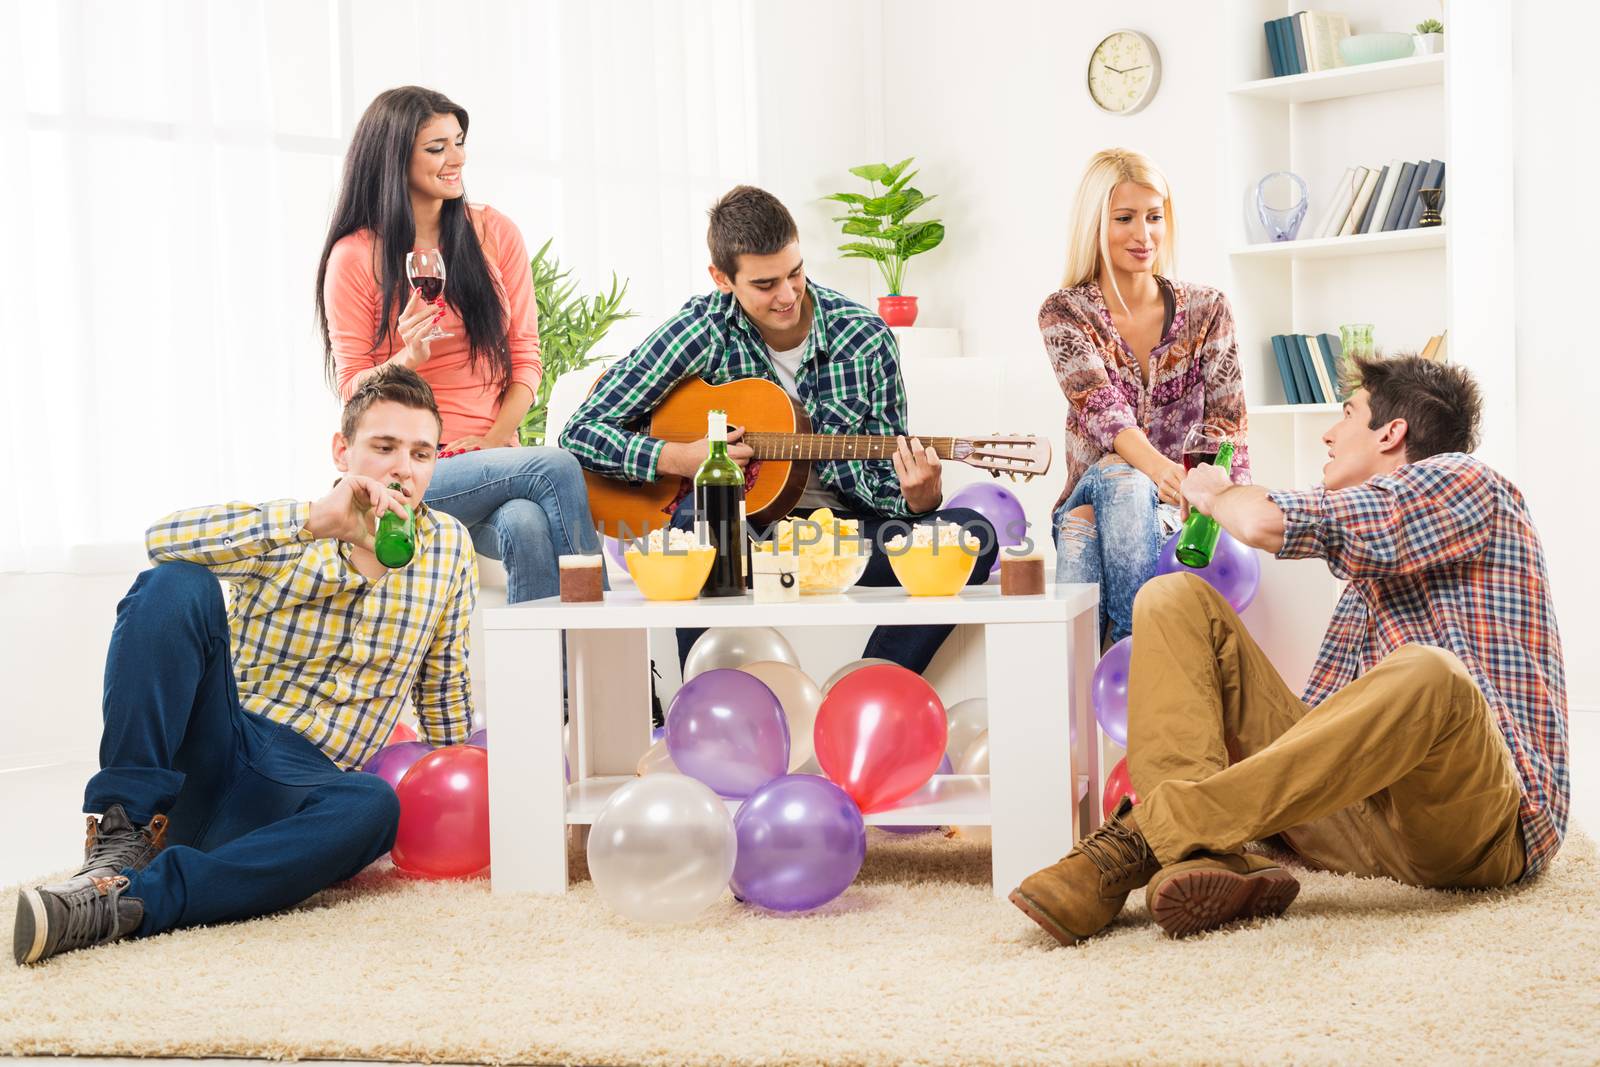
[1088,30,1161,115]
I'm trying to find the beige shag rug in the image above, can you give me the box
[4,829,1600,1066]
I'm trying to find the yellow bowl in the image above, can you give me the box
[625,546,716,601]
[887,542,979,597]
[756,541,873,595]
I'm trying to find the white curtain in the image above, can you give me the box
[0,0,758,570]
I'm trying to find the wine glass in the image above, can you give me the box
[406,248,449,341]
[1182,423,1231,473]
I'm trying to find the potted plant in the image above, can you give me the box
[826,157,945,327]
[517,239,636,446]
[1415,18,1444,54]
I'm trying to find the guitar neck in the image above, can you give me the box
[741,432,959,462]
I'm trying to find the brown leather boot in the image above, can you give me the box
[75,805,168,879]
[1009,797,1159,946]
[1145,851,1300,938]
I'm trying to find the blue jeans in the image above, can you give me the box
[83,563,400,937]
[424,446,602,604]
[669,498,999,675]
[1053,457,1164,644]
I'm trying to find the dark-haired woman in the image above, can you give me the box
[318,86,600,603]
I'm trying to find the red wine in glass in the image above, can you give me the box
[1183,449,1218,471]
[404,248,449,341]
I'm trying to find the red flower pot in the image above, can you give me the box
[877,295,919,327]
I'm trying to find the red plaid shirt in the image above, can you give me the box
[1269,453,1568,877]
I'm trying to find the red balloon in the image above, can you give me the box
[1102,756,1140,819]
[813,664,947,813]
[389,720,418,744]
[392,745,491,878]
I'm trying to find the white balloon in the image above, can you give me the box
[635,738,679,776]
[956,729,990,775]
[821,657,895,694]
[683,627,800,683]
[944,698,988,767]
[587,775,737,924]
[736,660,823,772]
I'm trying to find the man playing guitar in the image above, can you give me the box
[561,184,999,675]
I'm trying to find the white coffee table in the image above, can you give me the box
[480,582,1101,899]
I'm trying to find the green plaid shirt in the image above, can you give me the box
[561,281,918,518]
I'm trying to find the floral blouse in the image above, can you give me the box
[1039,275,1250,510]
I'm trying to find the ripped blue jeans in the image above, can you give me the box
[1053,457,1166,644]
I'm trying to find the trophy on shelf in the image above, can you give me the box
[1417,187,1444,227]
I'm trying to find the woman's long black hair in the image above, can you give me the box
[316,86,510,393]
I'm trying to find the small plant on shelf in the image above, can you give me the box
[1415,18,1443,34]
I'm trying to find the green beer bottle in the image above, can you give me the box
[1174,440,1234,569]
[694,409,747,597]
[373,482,416,569]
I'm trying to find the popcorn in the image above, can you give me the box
[629,527,702,554]
[885,521,981,553]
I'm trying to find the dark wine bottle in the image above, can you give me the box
[694,410,747,597]
[1174,440,1234,569]
[373,482,416,569]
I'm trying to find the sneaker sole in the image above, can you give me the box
[1009,889,1086,947]
[1147,866,1300,938]
[14,888,47,966]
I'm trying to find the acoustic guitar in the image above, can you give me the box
[581,376,1051,535]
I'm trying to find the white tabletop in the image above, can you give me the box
[482,582,1098,631]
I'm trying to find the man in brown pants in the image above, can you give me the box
[1012,354,1568,943]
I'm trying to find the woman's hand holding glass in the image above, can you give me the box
[395,288,446,369]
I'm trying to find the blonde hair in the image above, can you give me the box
[1061,148,1177,313]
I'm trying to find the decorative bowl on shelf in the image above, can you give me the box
[624,546,716,601]
[1338,32,1416,66]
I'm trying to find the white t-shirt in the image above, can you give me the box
[766,338,849,513]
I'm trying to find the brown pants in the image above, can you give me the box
[1128,573,1526,889]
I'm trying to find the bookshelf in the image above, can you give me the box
[1221,1,1513,692]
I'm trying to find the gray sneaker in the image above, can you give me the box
[14,873,143,966]
[75,805,168,878]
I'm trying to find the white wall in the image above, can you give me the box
[1513,0,1600,710]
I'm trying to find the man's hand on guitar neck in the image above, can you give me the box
[657,426,756,479]
[893,435,944,514]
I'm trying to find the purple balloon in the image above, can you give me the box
[946,482,1028,575]
[732,774,867,912]
[603,535,629,574]
[1155,529,1261,613]
[363,741,433,790]
[666,669,790,798]
[651,723,665,743]
[1092,637,1132,748]
[467,728,487,748]
[881,753,954,834]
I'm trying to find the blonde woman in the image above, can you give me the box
[1040,149,1249,642]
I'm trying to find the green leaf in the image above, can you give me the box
[898,220,945,257]
[840,218,884,237]
[848,162,891,183]
[824,192,868,205]
[885,169,920,195]
[890,191,932,223]
[837,241,891,261]
[863,190,909,217]
[882,156,915,185]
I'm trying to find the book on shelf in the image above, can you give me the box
[1386,161,1426,231]
[1298,334,1335,403]
[1270,334,1301,404]
[1362,159,1404,235]
[1314,333,1346,400]
[1291,334,1327,403]
[1289,12,1310,75]
[1319,167,1366,238]
[1303,11,1350,71]
[1310,167,1356,238]
[1339,168,1381,237]
[1265,19,1286,77]
[1420,330,1449,361]
[1404,160,1446,228]
[1278,333,1316,404]
[1355,164,1390,233]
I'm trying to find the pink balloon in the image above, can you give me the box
[1102,756,1139,819]
[392,746,491,879]
[1092,637,1132,747]
[814,665,947,814]
[388,720,418,744]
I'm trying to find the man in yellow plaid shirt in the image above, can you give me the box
[15,366,477,966]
